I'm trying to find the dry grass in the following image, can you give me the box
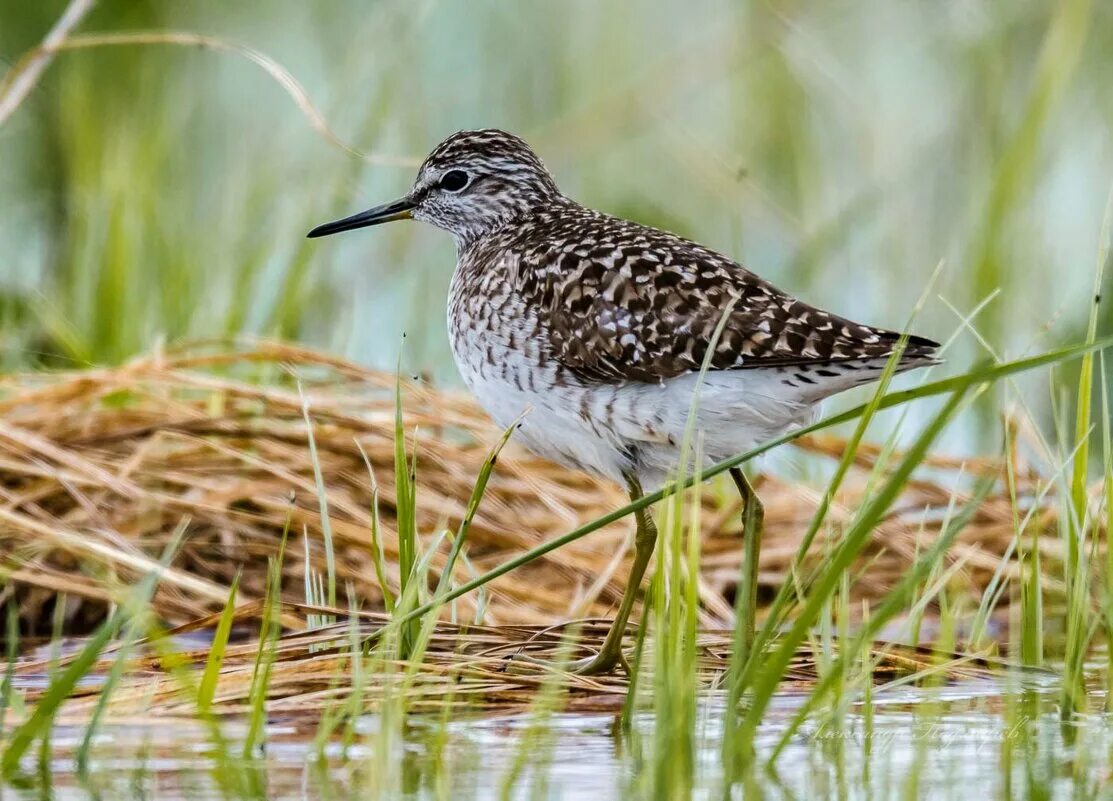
[10,601,1006,722]
[0,340,1092,641]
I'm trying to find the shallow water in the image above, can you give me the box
[6,671,1113,800]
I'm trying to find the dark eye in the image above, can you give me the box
[440,170,469,192]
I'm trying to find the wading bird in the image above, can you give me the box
[308,129,937,675]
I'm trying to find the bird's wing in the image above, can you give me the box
[517,214,938,385]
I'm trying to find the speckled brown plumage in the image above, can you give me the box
[311,128,938,487]
[498,203,935,384]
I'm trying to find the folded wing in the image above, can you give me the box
[517,214,938,384]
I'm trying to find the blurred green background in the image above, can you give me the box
[0,0,1110,390]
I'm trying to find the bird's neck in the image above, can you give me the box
[453,194,576,254]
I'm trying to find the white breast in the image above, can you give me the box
[448,308,635,483]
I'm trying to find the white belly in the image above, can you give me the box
[449,320,633,483]
[449,317,819,489]
[598,369,821,487]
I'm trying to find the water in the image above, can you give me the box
[6,674,1113,800]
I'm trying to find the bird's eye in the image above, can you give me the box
[439,170,469,192]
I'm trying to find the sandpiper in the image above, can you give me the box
[308,129,938,674]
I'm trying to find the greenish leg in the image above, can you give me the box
[572,473,658,676]
[729,467,764,665]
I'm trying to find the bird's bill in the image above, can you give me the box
[306,196,416,238]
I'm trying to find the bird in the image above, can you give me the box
[307,128,938,675]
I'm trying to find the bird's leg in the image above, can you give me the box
[571,474,658,676]
[729,467,764,662]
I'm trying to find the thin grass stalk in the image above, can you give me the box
[0,30,414,164]
[1058,263,1105,696]
[739,335,911,680]
[356,440,395,613]
[339,591,372,755]
[496,627,578,800]
[765,473,996,763]
[648,305,734,799]
[137,600,247,791]
[74,598,155,774]
[0,0,96,127]
[0,604,17,735]
[965,441,1017,650]
[1060,498,1095,718]
[197,572,240,714]
[393,370,419,656]
[301,386,337,608]
[1069,189,1111,562]
[242,527,289,761]
[1010,419,1043,666]
[729,381,977,760]
[1102,352,1113,710]
[650,448,700,799]
[730,326,929,746]
[96,522,249,792]
[433,416,522,599]
[645,304,734,798]
[242,560,281,759]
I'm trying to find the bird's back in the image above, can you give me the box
[483,201,937,386]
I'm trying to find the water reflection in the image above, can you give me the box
[6,677,1113,800]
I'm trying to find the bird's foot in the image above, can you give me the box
[568,648,631,676]
[502,647,630,677]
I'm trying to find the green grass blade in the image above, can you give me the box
[356,439,396,613]
[242,519,289,761]
[433,415,522,599]
[198,571,241,713]
[242,561,281,760]
[735,335,913,692]
[1102,352,1113,710]
[0,604,20,743]
[393,366,419,655]
[733,380,976,749]
[300,383,337,609]
[766,473,997,763]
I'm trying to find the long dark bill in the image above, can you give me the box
[306,196,416,238]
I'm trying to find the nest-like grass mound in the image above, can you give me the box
[0,341,1082,638]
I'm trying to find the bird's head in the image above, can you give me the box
[307,129,561,246]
